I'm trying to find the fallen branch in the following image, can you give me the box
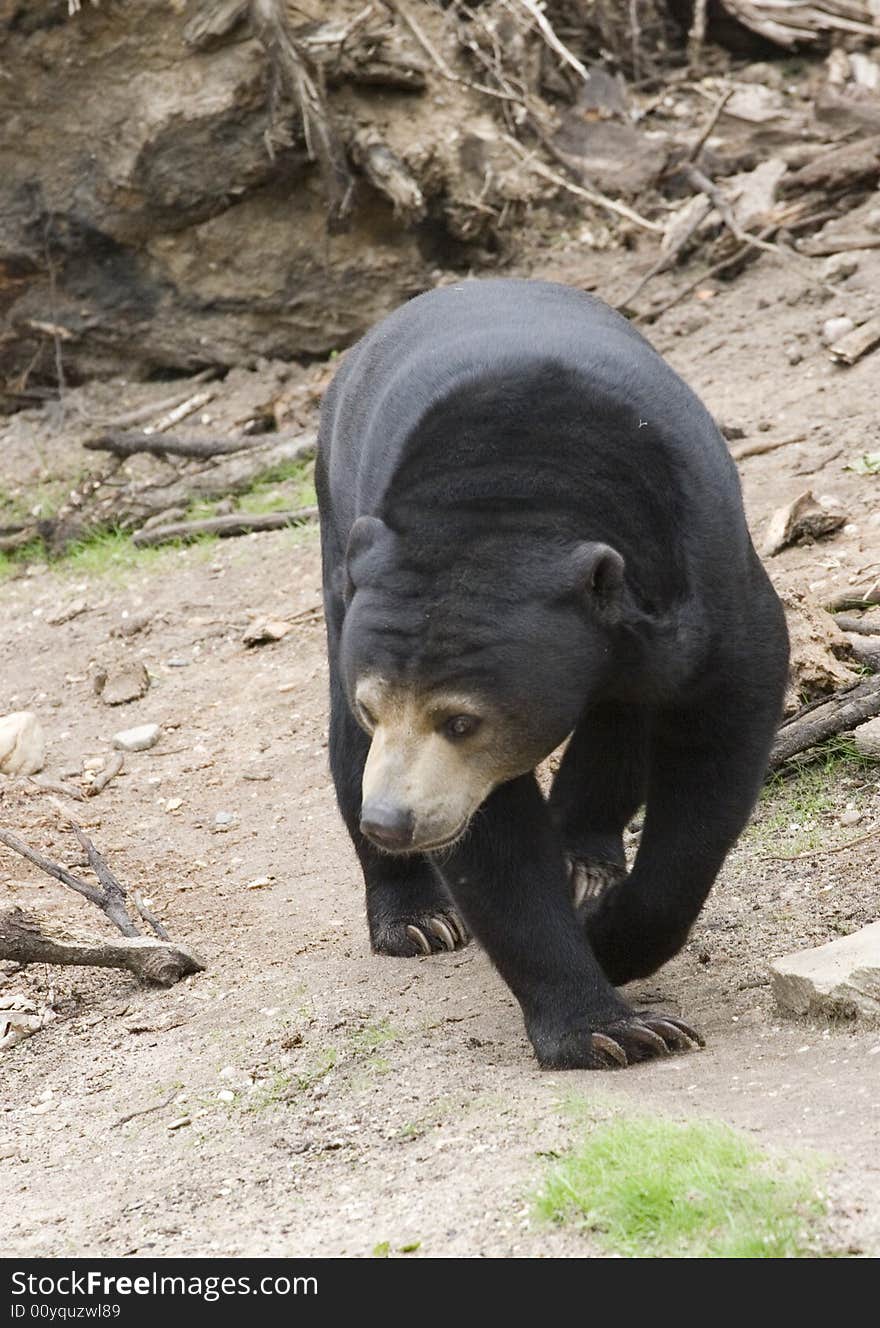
[84,432,279,460]
[502,135,662,233]
[0,824,204,985]
[637,222,779,322]
[834,614,880,636]
[762,824,880,862]
[0,909,203,987]
[770,676,880,768]
[0,825,137,937]
[132,505,318,547]
[112,1089,178,1130]
[86,751,124,798]
[512,0,589,83]
[730,433,807,461]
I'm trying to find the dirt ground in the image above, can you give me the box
[2,239,880,1259]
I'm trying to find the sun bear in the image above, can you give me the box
[315,278,788,1070]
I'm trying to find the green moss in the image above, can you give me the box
[534,1113,827,1258]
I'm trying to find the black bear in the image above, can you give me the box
[316,278,788,1070]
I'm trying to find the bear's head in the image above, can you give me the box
[339,515,625,854]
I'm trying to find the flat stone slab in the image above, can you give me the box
[771,922,880,1024]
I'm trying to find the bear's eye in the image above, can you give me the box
[443,714,481,742]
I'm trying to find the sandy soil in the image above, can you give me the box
[2,240,880,1259]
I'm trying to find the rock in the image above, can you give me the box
[839,807,862,826]
[245,876,273,890]
[782,592,858,713]
[728,157,787,232]
[762,490,847,557]
[110,612,153,639]
[112,723,161,752]
[853,716,880,758]
[821,253,860,281]
[821,316,854,346]
[214,811,234,826]
[785,344,803,365]
[94,662,150,706]
[0,712,46,776]
[771,923,880,1024]
[243,618,294,646]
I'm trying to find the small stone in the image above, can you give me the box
[165,658,191,668]
[0,1144,17,1160]
[839,808,862,827]
[853,717,880,759]
[214,811,234,826]
[821,316,854,346]
[0,712,45,776]
[245,876,273,890]
[217,1090,235,1104]
[785,344,803,365]
[763,490,848,557]
[165,797,183,812]
[771,921,880,1023]
[95,661,150,706]
[821,253,859,282]
[167,1116,191,1131]
[112,723,161,752]
[243,618,294,646]
[110,612,153,639]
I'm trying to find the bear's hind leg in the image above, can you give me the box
[548,702,647,919]
[328,667,468,957]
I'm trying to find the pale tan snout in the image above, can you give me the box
[356,679,506,854]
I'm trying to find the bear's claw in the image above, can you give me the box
[373,910,469,957]
[567,858,627,916]
[588,1014,704,1069]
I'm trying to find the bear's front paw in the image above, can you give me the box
[530,1011,704,1070]
[371,909,470,957]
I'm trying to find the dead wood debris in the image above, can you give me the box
[0,824,204,985]
[83,432,283,460]
[131,505,318,548]
[713,2,880,50]
[770,676,880,768]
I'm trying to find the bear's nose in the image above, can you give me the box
[360,800,415,852]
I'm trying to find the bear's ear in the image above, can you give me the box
[343,515,391,604]
[570,541,625,620]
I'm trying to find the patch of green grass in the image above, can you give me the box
[244,1071,295,1113]
[0,479,71,524]
[846,452,880,476]
[534,1114,826,1258]
[0,541,46,581]
[236,458,316,515]
[62,528,218,580]
[747,739,876,856]
[0,527,220,583]
[349,1020,398,1053]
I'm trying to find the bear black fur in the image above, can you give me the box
[316,278,789,1070]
